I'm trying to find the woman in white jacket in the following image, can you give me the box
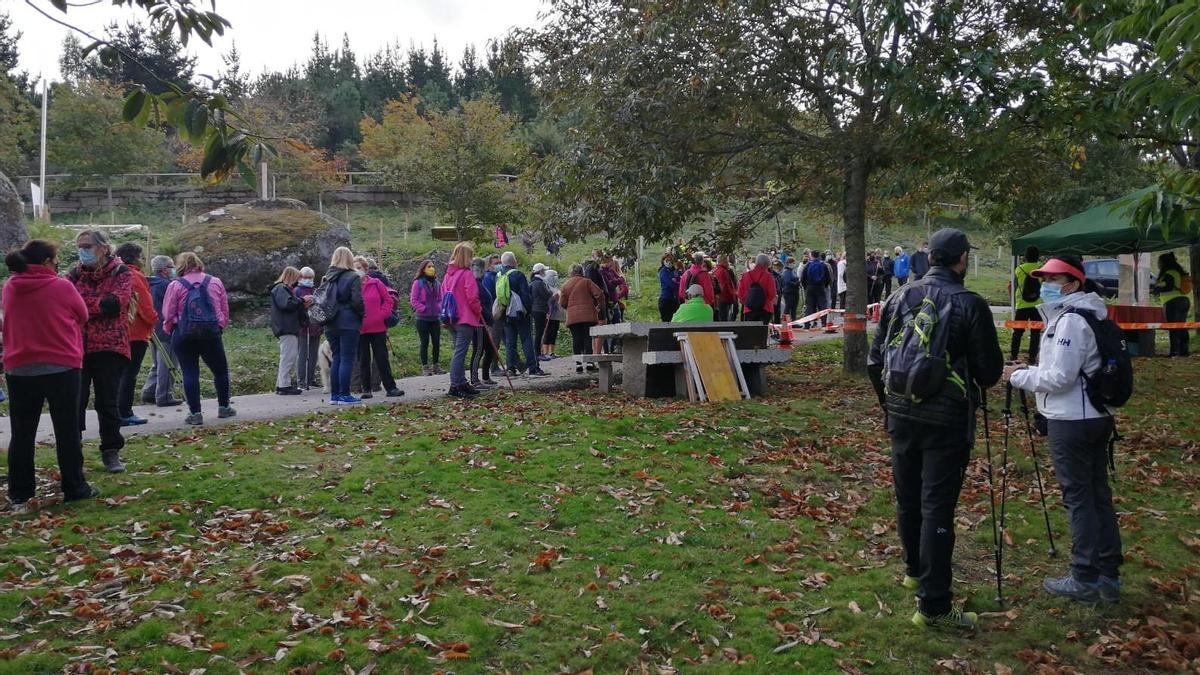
[1003,255,1122,604]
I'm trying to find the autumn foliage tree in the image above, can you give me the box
[360,96,527,240]
[530,0,1073,373]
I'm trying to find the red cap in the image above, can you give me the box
[1031,258,1086,282]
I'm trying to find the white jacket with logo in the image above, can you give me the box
[1009,291,1108,421]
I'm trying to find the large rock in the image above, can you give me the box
[0,172,28,253]
[176,199,351,294]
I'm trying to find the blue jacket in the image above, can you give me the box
[894,253,910,279]
[148,274,170,331]
[483,269,498,302]
[659,264,677,300]
[780,267,799,293]
[477,277,494,326]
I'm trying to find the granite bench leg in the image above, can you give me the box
[742,364,766,397]
[597,361,614,393]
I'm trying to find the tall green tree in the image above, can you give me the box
[47,79,172,177]
[360,96,527,239]
[81,20,197,94]
[531,0,1068,372]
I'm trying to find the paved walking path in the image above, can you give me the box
[2,330,843,447]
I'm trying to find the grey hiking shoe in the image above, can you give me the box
[911,607,977,632]
[185,412,203,425]
[1043,574,1100,603]
[101,450,125,474]
[1097,576,1120,603]
[217,406,237,419]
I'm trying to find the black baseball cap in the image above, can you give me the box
[928,228,977,258]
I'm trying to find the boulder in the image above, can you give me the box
[0,172,28,253]
[176,200,351,294]
[387,249,452,290]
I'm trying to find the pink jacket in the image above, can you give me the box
[409,277,441,320]
[2,265,88,371]
[360,275,395,334]
[442,264,482,327]
[162,271,230,335]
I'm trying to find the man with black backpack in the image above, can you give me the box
[867,228,1003,632]
[1010,246,1043,363]
[738,254,778,324]
[1005,255,1125,605]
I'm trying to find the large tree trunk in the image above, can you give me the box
[841,154,871,374]
[1191,243,1200,338]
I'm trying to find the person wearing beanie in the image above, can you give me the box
[3,240,100,511]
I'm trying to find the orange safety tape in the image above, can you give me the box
[1002,320,1200,330]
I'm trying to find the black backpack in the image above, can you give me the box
[881,286,966,402]
[1066,309,1133,409]
[745,281,767,312]
[1020,272,1042,303]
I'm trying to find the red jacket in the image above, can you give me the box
[360,275,395,335]
[69,257,133,358]
[738,266,778,315]
[2,265,89,371]
[713,264,737,304]
[125,262,158,343]
[677,264,715,305]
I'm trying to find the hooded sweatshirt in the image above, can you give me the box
[442,263,482,327]
[1009,291,1108,420]
[2,265,89,371]
[360,274,395,335]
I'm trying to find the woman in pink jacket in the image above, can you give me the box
[442,242,483,399]
[161,252,234,426]
[409,259,443,375]
[354,256,402,398]
[3,240,99,511]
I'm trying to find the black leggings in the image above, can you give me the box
[118,339,149,417]
[359,332,397,392]
[1010,306,1042,363]
[415,319,441,365]
[658,297,680,321]
[470,325,498,382]
[1165,296,1191,356]
[532,311,548,348]
[570,322,595,357]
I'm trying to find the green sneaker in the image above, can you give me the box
[911,608,978,632]
[901,575,919,590]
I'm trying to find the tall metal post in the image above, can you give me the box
[38,77,49,220]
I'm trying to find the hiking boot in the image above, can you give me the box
[64,486,101,502]
[276,387,302,395]
[157,399,184,407]
[528,369,550,378]
[217,406,237,419]
[901,575,919,591]
[421,365,433,376]
[101,450,126,474]
[1043,574,1100,603]
[432,364,444,375]
[360,392,374,399]
[1097,576,1120,603]
[185,412,204,425]
[120,415,148,426]
[447,386,478,399]
[576,366,584,374]
[386,388,404,397]
[10,499,29,515]
[911,607,977,632]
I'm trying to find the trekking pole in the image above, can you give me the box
[997,382,1015,595]
[1017,388,1058,558]
[485,327,515,392]
[980,394,1005,604]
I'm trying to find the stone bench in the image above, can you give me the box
[642,347,792,398]
[579,353,623,393]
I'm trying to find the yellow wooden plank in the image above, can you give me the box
[687,332,740,402]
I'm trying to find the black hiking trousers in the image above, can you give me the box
[889,417,970,616]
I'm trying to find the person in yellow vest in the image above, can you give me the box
[1152,252,1191,357]
[672,284,714,323]
[1011,246,1044,363]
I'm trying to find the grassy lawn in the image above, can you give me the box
[1,340,1196,673]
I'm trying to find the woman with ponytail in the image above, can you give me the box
[3,241,99,513]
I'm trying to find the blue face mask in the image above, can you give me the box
[78,248,98,267]
[1039,281,1064,303]
[298,279,314,288]
[168,269,177,279]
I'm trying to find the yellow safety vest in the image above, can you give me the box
[1159,269,1184,303]
[1014,262,1043,310]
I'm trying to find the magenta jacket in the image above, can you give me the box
[360,275,395,335]
[409,277,441,320]
[162,271,230,335]
[442,264,482,327]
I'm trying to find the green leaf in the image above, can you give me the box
[237,160,257,190]
[185,101,208,141]
[121,90,147,124]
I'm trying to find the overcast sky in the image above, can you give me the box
[4,0,547,82]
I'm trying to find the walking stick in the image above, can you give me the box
[980,394,1005,604]
[485,326,515,392]
[1017,388,1058,557]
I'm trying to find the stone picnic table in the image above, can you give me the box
[589,321,792,397]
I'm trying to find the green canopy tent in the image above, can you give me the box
[1010,187,1200,306]
[1011,187,1198,256]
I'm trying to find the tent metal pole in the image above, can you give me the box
[1011,255,1017,313]
[1133,253,1140,305]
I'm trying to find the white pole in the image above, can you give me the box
[259,161,269,200]
[38,76,48,220]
